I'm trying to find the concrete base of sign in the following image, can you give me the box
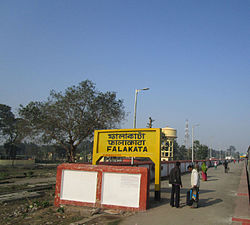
[55,163,149,211]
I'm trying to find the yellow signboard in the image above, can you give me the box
[92,128,162,200]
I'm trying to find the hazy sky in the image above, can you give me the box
[0,0,249,153]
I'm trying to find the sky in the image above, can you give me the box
[0,0,249,153]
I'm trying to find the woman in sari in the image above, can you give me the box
[201,162,207,181]
[214,161,218,169]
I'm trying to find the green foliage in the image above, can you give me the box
[24,171,34,177]
[0,104,25,144]
[161,132,167,142]
[4,142,16,159]
[173,141,188,160]
[172,139,229,161]
[0,171,9,180]
[194,140,209,160]
[19,80,126,162]
[0,104,27,159]
[0,104,15,138]
[27,200,51,211]
[57,206,64,213]
[173,140,212,160]
[41,201,50,208]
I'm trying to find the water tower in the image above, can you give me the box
[161,126,177,161]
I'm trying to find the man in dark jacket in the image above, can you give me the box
[169,161,182,208]
[223,160,228,173]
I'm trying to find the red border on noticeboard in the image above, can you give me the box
[54,163,149,211]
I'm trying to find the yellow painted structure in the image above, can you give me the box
[161,127,177,161]
[92,128,162,200]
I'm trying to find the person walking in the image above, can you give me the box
[201,162,207,181]
[214,160,218,169]
[169,161,182,208]
[223,160,228,173]
[187,163,200,208]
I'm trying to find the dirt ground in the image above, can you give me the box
[0,165,129,225]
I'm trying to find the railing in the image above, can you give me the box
[100,159,221,179]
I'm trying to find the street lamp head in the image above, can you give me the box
[136,88,150,93]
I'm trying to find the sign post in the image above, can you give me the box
[92,128,161,201]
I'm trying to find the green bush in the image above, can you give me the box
[31,200,50,209]
[24,171,34,177]
[0,172,9,179]
[57,206,64,213]
[27,171,34,177]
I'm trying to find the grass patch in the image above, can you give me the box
[57,206,65,214]
[0,171,9,180]
[24,171,34,177]
[31,200,51,209]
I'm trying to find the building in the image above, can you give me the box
[161,126,177,161]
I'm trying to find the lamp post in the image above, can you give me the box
[132,88,149,165]
[191,124,199,164]
[209,136,214,159]
[133,88,149,128]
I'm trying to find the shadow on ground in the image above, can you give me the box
[147,188,218,210]
[148,197,170,209]
[149,188,216,195]
[203,178,219,181]
[147,196,222,209]
[198,198,223,207]
[181,188,215,194]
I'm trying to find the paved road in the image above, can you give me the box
[120,161,244,225]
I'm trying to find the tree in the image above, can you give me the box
[0,104,25,159]
[0,104,17,142]
[19,80,126,162]
[227,145,236,157]
[54,145,67,160]
[194,140,209,160]
[173,141,188,160]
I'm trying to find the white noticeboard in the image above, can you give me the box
[60,170,97,203]
[101,172,141,208]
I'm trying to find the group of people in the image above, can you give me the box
[169,162,201,209]
[169,160,236,208]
